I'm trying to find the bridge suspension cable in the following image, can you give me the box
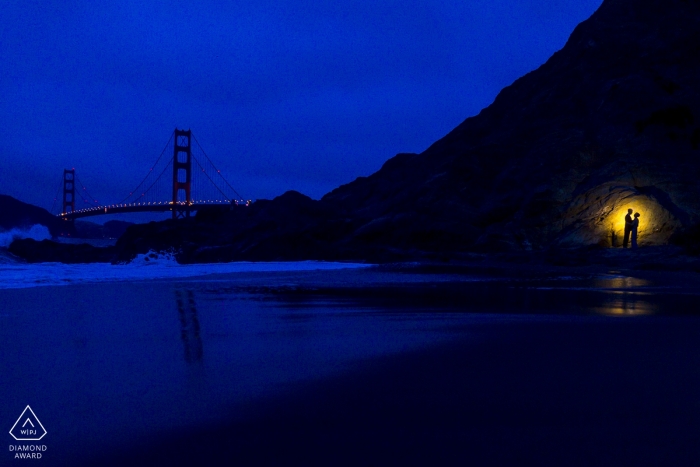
[50,181,62,215]
[192,133,245,201]
[75,175,100,207]
[137,157,173,203]
[191,153,230,201]
[119,131,174,204]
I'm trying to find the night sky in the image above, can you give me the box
[1,0,602,219]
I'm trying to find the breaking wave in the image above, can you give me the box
[0,224,51,248]
[0,250,370,290]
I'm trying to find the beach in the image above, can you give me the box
[1,264,700,466]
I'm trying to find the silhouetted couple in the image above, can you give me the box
[623,208,641,249]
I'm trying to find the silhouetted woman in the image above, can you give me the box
[631,212,640,249]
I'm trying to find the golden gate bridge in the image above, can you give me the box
[52,129,249,220]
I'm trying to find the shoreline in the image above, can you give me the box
[8,232,700,273]
[4,255,700,313]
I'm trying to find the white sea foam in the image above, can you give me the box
[0,224,51,248]
[0,250,370,290]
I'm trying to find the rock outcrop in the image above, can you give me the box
[114,192,406,263]
[9,238,116,263]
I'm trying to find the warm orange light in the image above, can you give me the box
[606,199,656,246]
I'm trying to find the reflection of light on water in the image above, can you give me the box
[590,275,651,291]
[594,291,657,316]
[601,276,650,288]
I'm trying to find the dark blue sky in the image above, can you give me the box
[1,0,603,218]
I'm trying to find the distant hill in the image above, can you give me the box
[0,195,135,240]
[0,195,74,237]
[75,220,134,239]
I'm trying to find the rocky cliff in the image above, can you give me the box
[324,0,700,251]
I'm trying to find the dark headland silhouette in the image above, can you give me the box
[0,195,71,237]
[7,0,700,265]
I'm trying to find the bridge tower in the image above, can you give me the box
[62,169,75,218]
[172,129,192,219]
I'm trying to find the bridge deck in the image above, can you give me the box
[58,202,236,220]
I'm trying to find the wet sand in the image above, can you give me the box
[2,265,700,466]
[102,318,700,467]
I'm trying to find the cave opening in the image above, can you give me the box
[602,187,682,248]
[559,184,685,248]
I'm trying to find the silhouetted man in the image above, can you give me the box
[631,212,640,249]
[623,208,633,248]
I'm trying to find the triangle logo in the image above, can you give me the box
[9,406,47,441]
